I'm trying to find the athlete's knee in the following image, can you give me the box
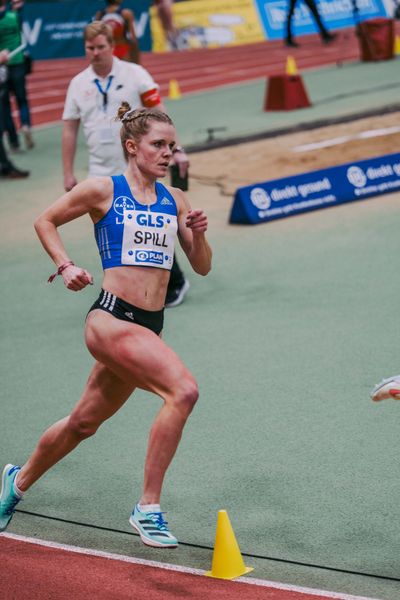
[172,376,199,417]
[67,413,100,440]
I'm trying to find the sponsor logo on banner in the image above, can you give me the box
[347,166,367,188]
[22,0,152,59]
[250,188,271,209]
[22,19,43,46]
[150,0,264,53]
[230,153,400,224]
[346,161,400,197]
[254,0,388,39]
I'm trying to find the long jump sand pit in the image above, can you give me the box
[188,111,400,200]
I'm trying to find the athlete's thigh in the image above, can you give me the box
[85,311,192,397]
[71,360,136,425]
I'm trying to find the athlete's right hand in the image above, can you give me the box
[62,265,93,291]
[64,174,78,192]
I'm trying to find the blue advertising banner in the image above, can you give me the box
[254,0,388,40]
[230,152,400,225]
[21,0,152,60]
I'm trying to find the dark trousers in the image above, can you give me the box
[0,128,11,169]
[3,63,31,145]
[286,0,329,41]
[0,82,13,170]
[167,167,187,292]
[3,88,19,146]
[169,255,185,288]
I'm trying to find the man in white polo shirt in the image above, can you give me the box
[62,20,188,188]
[62,21,190,307]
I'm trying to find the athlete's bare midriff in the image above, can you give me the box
[102,265,170,310]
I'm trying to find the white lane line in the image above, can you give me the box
[293,126,400,153]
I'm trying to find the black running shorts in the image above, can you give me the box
[87,289,164,335]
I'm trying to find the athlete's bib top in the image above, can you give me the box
[94,175,178,271]
[99,7,126,40]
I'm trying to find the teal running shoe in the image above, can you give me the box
[0,464,22,532]
[129,504,178,548]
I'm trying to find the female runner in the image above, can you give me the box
[0,105,212,548]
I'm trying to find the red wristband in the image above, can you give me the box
[48,261,75,283]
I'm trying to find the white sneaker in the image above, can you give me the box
[371,375,400,402]
[21,126,34,150]
[165,279,190,308]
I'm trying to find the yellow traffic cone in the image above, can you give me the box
[205,510,253,580]
[168,79,182,100]
[394,35,400,56]
[286,55,298,76]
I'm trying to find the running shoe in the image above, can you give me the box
[21,126,35,150]
[165,279,190,308]
[0,464,22,532]
[371,375,400,402]
[129,504,178,548]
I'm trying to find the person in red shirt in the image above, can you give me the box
[96,0,140,63]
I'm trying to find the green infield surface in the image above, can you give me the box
[1,124,400,600]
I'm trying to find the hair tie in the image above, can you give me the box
[121,109,147,123]
[121,109,135,122]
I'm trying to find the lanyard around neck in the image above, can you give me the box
[94,75,113,112]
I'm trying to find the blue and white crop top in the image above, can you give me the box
[94,175,178,271]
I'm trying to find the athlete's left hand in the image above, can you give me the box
[173,150,189,178]
[186,209,208,233]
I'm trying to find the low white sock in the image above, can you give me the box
[138,502,161,513]
[13,473,24,498]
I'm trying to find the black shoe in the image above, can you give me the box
[322,33,337,44]
[165,279,190,308]
[285,38,299,47]
[0,164,30,178]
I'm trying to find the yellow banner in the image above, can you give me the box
[150,0,264,53]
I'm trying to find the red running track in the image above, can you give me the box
[0,535,364,600]
[27,30,362,127]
